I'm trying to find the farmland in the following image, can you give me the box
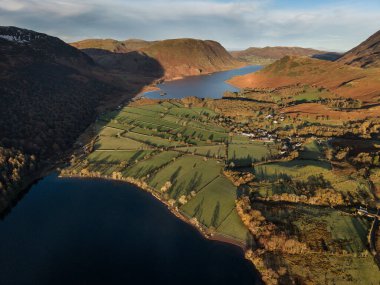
[228,141,279,166]
[61,97,380,284]
[62,99,250,243]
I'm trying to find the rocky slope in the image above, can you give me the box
[338,30,380,68]
[71,38,244,80]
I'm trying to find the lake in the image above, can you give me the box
[0,175,260,285]
[142,65,262,99]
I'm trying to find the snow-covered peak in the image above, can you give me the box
[0,27,47,44]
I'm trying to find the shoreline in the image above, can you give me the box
[136,63,252,98]
[58,172,247,251]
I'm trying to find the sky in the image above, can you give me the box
[1,0,380,51]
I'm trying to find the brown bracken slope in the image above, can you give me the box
[231,46,324,60]
[71,38,154,53]
[228,55,380,105]
[71,38,244,80]
[338,29,380,68]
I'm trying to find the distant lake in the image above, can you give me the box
[0,174,260,285]
[142,65,262,99]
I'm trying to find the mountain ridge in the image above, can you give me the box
[71,37,244,80]
[230,46,340,64]
[338,29,380,68]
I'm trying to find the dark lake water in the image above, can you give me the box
[142,65,262,99]
[0,174,260,285]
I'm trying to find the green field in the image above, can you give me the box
[95,136,147,150]
[122,151,181,178]
[254,159,331,181]
[148,155,223,198]
[299,139,325,160]
[181,176,237,227]
[216,210,251,241]
[88,150,155,164]
[123,131,181,147]
[176,145,226,158]
[228,141,279,166]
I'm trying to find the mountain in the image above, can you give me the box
[338,30,380,68]
[141,38,243,79]
[311,52,342,61]
[228,55,380,104]
[0,26,161,213]
[230,46,329,64]
[71,38,154,53]
[71,38,243,80]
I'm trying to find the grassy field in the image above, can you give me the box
[122,151,181,179]
[95,136,147,150]
[216,210,251,241]
[176,145,226,158]
[88,150,155,164]
[254,159,332,181]
[123,131,181,147]
[148,155,223,197]
[181,176,237,227]
[228,141,279,166]
[299,139,325,160]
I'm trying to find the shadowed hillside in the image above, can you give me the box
[72,38,244,80]
[0,26,164,213]
[338,29,380,68]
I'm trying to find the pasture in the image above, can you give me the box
[180,176,237,228]
[228,141,279,166]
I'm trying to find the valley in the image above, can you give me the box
[60,87,380,283]
[1,21,380,285]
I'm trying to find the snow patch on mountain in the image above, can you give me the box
[0,28,46,44]
[0,34,29,43]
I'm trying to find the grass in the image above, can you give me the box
[175,145,226,158]
[88,150,155,164]
[216,209,251,241]
[122,151,181,178]
[180,126,228,143]
[95,136,147,150]
[254,159,332,181]
[98,126,124,137]
[148,155,223,198]
[299,139,325,160]
[181,176,237,228]
[228,141,279,166]
[123,131,182,147]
